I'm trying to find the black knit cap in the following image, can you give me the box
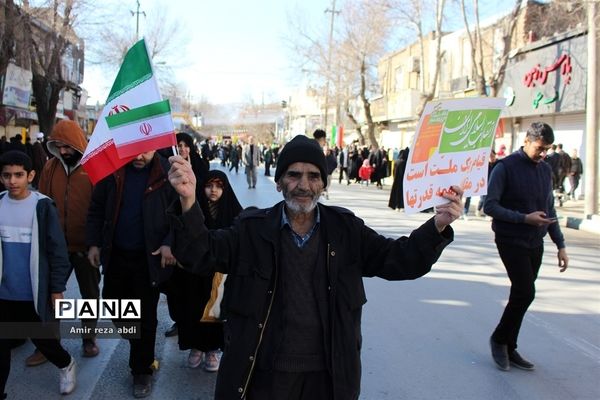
[275,135,328,187]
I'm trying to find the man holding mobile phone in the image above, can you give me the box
[484,122,569,372]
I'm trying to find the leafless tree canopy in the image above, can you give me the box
[14,0,82,135]
[286,0,396,147]
[87,1,186,69]
[525,0,587,41]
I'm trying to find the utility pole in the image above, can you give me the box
[131,0,146,41]
[324,0,340,131]
[584,0,599,217]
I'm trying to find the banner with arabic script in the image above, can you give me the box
[403,97,505,214]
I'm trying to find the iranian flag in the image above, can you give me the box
[81,39,162,184]
[107,99,175,159]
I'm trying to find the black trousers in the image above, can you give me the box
[70,251,101,341]
[103,248,159,376]
[568,175,580,197]
[338,167,348,184]
[247,370,332,400]
[492,242,543,352]
[171,267,224,352]
[0,300,71,395]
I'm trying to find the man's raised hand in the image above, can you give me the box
[168,155,196,211]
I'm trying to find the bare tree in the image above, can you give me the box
[0,0,18,76]
[336,0,395,148]
[286,0,395,148]
[386,0,447,116]
[459,0,521,96]
[20,0,79,136]
[86,0,187,94]
[525,0,587,41]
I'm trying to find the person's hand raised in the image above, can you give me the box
[168,155,197,211]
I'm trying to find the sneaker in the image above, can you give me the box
[204,350,221,372]
[489,336,509,371]
[59,356,77,395]
[26,349,48,367]
[509,350,535,371]
[82,339,99,357]
[133,374,152,398]
[187,349,203,369]
[164,323,178,337]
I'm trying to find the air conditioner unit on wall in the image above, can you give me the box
[409,56,420,73]
[450,76,469,92]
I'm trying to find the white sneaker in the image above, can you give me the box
[187,349,203,368]
[59,356,76,395]
[204,350,221,372]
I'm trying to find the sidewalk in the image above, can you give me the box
[555,198,600,235]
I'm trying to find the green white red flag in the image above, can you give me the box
[81,39,167,184]
[107,99,175,158]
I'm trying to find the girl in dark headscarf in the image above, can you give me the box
[174,170,242,372]
[176,133,209,191]
[199,170,242,229]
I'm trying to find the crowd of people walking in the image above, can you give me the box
[0,121,579,399]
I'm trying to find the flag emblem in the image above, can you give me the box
[81,39,176,184]
[109,104,130,116]
[140,122,152,136]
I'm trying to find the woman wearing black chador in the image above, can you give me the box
[388,147,409,210]
[173,170,242,372]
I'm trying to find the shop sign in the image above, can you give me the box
[498,32,587,117]
[522,53,572,109]
[2,64,32,109]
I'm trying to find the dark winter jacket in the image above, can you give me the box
[484,147,565,249]
[169,200,453,399]
[85,153,177,286]
[0,192,71,321]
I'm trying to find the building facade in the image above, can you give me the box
[498,28,589,196]
[0,2,85,140]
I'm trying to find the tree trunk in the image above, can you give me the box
[490,0,522,97]
[415,0,446,118]
[31,73,61,135]
[345,99,364,144]
[0,0,16,76]
[359,59,378,149]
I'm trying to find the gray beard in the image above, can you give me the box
[283,191,319,214]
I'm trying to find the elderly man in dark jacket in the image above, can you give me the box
[86,150,177,398]
[167,135,463,400]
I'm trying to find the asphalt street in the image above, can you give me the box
[5,161,599,400]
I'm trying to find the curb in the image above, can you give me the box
[560,215,600,235]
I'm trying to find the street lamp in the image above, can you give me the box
[130,0,146,41]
